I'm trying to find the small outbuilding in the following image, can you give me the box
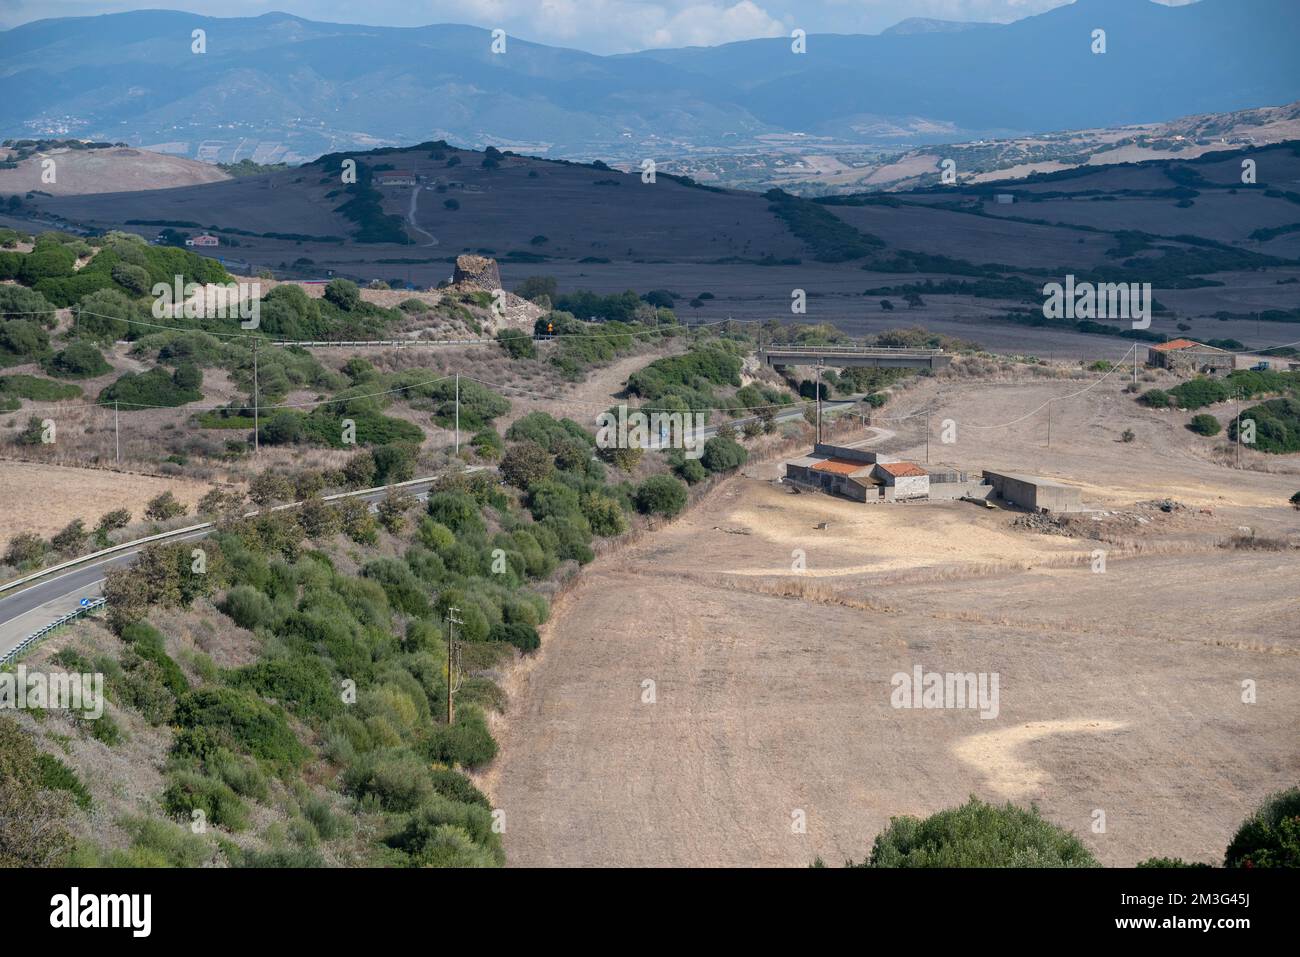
[983,470,1083,513]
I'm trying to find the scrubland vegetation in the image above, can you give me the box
[818,790,1299,868]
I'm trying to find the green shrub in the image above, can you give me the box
[499,441,554,489]
[35,753,93,811]
[145,490,187,521]
[1224,786,1300,868]
[1136,856,1212,868]
[860,797,1098,868]
[100,365,202,410]
[363,558,431,617]
[343,748,434,812]
[1169,377,1229,410]
[120,621,190,698]
[1140,389,1171,408]
[1188,413,1221,436]
[230,656,343,723]
[675,457,708,484]
[422,705,498,768]
[324,279,361,311]
[497,328,536,359]
[42,341,110,379]
[162,770,249,831]
[701,436,748,473]
[426,492,485,536]
[579,491,627,536]
[384,794,502,866]
[488,621,540,652]
[1231,397,1300,453]
[220,585,275,631]
[634,475,688,517]
[173,687,309,772]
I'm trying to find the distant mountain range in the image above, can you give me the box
[2,0,1298,164]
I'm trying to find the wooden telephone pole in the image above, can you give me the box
[445,606,463,724]
[252,337,260,456]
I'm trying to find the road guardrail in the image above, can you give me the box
[1,597,105,666]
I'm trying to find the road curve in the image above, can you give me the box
[0,477,453,661]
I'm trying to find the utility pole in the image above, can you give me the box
[454,373,460,454]
[1132,343,1138,387]
[252,337,260,456]
[1047,400,1052,449]
[1235,390,1242,469]
[815,358,823,445]
[114,399,120,468]
[445,606,463,725]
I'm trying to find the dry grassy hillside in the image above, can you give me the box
[0,146,229,196]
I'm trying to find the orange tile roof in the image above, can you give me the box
[1150,338,1199,352]
[810,457,872,476]
[876,461,928,478]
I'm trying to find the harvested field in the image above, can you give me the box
[0,459,209,548]
[486,377,1300,868]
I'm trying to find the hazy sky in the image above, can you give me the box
[0,1,1198,53]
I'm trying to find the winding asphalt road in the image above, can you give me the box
[0,479,445,661]
[0,396,871,661]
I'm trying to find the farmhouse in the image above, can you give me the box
[983,470,1082,513]
[185,233,219,247]
[783,442,980,503]
[376,170,417,186]
[1147,339,1234,375]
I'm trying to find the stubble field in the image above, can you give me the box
[485,374,1300,867]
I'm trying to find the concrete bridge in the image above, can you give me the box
[759,344,952,371]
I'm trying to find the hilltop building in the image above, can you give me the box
[376,170,417,186]
[185,233,219,247]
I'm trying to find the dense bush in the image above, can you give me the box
[496,328,536,359]
[1231,397,1300,453]
[859,797,1098,868]
[1224,786,1300,868]
[634,475,688,517]
[100,365,202,410]
[43,341,110,378]
[1188,413,1222,436]
[701,436,748,473]
[500,441,554,489]
[1168,377,1229,410]
[488,621,541,652]
[172,687,309,773]
[421,705,498,768]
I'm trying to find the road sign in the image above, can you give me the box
[79,598,90,608]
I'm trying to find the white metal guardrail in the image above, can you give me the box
[1,597,105,666]
[271,339,496,348]
[0,473,470,664]
[760,345,944,356]
[0,474,450,598]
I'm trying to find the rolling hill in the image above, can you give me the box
[11,137,1300,365]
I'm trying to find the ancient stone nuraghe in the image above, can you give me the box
[452,254,502,292]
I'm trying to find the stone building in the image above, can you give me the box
[452,254,502,292]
